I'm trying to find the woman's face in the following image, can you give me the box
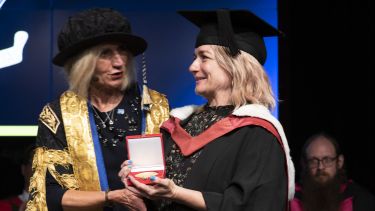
[189,45,231,101]
[92,43,129,90]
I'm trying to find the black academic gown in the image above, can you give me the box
[26,85,170,211]
[158,117,288,210]
[34,91,141,211]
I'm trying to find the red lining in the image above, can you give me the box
[161,115,284,156]
[161,115,290,209]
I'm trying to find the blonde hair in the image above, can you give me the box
[63,44,136,99]
[212,45,275,110]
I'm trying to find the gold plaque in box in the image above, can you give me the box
[135,172,158,180]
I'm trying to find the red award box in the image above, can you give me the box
[126,134,165,185]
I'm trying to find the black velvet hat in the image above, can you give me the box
[53,8,147,66]
[178,9,281,65]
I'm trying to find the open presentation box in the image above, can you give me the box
[126,134,165,185]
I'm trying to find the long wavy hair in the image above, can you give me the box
[211,45,275,110]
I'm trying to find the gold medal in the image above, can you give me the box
[134,172,158,180]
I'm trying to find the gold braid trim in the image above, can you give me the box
[26,148,78,211]
[60,91,101,191]
[145,88,170,134]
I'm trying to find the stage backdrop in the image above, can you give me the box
[0,0,278,136]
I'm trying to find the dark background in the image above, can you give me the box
[1,0,374,200]
[279,0,374,194]
[0,0,278,125]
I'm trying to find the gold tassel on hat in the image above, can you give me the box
[142,84,152,110]
[141,53,152,110]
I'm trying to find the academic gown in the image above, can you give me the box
[26,86,169,211]
[153,104,295,211]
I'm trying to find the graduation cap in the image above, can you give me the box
[178,9,281,65]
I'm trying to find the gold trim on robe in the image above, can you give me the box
[26,148,79,211]
[27,88,170,211]
[60,91,102,191]
[144,87,170,134]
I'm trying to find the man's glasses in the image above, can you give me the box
[307,156,338,168]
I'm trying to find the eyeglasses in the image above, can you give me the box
[307,156,338,168]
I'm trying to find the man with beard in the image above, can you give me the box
[290,133,375,211]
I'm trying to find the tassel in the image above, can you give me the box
[142,84,152,107]
[140,53,152,109]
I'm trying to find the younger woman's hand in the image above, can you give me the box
[128,175,179,200]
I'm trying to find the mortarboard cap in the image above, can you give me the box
[178,9,281,65]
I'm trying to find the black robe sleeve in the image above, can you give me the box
[202,127,287,211]
[32,101,73,211]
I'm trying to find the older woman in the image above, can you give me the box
[119,9,295,211]
[26,8,169,211]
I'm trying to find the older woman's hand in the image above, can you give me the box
[128,175,179,200]
[109,188,146,211]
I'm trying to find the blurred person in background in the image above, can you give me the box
[0,144,34,211]
[290,132,375,211]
